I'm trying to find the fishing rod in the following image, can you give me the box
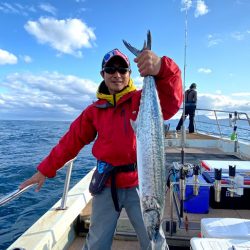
[181,1,188,165]
[179,0,189,219]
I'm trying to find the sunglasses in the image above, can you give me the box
[103,66,130,75]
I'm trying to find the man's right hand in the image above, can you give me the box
[19,171,46,192]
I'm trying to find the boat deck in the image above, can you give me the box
[68,139,249,250]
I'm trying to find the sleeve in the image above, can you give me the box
[155,56,183,120]
[37,106,97,178]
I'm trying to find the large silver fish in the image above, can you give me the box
[123,31,168,250]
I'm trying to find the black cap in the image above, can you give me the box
[190,83,197,89]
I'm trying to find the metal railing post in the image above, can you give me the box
[57,157,76,210]
[213,110,222,138]
[169,182,174,236]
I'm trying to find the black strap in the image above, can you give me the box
[110,163,137,212]
[115,163,137,173]
[111,171,120,212]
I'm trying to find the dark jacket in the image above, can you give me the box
[185,88,197,107]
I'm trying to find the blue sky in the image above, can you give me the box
[0,0,249,120]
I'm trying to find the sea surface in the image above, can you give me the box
[0,119,249,250]
[0,120,95,250]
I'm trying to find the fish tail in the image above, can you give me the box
[123,30,152,56]
[152,225,169,250]
[122,40,141,56]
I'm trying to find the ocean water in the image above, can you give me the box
[0,119,249,250]
[0,120,95,250]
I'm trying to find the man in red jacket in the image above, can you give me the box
[20,48,182,250]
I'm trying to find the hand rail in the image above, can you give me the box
[192,108,250,142]
[0,184,35,207]
[0,157,77,208]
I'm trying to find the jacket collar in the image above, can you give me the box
[96,79,136,106]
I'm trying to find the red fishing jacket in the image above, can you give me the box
[37,56,183,188]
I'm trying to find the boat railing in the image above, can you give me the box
[0,157,77,208]
[194,108,250,142]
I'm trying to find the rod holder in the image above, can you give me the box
[229,165,236,197]
[193,165,200,196]
[179,167,186,200]
[214,168,222,202]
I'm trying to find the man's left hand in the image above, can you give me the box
[134,50,161,77]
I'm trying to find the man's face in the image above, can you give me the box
[101,57,131,94]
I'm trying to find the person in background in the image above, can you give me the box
[176,83,197,133]
[19,48,183,250]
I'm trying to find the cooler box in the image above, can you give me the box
[191,237,250,250]
[201,218,250,239]
[182,175,210,214]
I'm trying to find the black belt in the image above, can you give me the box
[110,163,137,212]
[113,163,137,173]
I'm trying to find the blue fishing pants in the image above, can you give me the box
[83,187,151,250]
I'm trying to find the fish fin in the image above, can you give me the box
[130,119,137,132]
[146,30,151,50]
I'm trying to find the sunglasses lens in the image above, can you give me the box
[104,67,116,74]
[117,68,128,74]
[103,67,129,74]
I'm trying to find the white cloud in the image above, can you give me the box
[39,3,57,15]
[230,30,250,41]
[198,93,250,113]
[20,55,32,63]
[24,17,96,57]
[0,49,18,65]
[0,72,98,120]
[181,0,192,11]
[172,92,250,120]
[198,68,212,74]
[181,0,209,17]
[231,31,245,41]
[207,30,249,47]
[232,92,250,97]
[1,73,249,120]
[195,0,209,17]
[207,34,222,47]
[133,76,144,89]
[0,2,19,14]
[0,2,36,16]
